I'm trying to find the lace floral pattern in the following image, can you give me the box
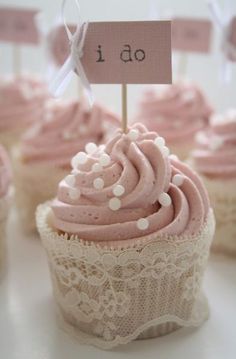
[37,205,215,349]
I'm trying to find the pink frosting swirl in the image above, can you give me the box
[0,75,49,133]
[0,145,12,198]
[51,124,210,242]
[21,99,120,169]
[135,82,212,145]
[192,109,236,179]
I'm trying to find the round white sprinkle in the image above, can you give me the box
[161,146,170,157]
[71,152,87,168]
[78,124,88,135]
[137,218,149,230]
[172,174,184,187]
[109,197,121,211]
[65,174,76,187]
[85,142,97,154]
[169,154,179,161]
[159,192,172,207]
[113,184,125,197]
[93,178,104,190]
[99,153,111,167]
[92,162,102,172]
[154,136,165,148]
[128,129,139,141]
[69,188,80,200]
[99,144,105,152]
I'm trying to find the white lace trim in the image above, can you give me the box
[13,151,67,232]
[37,204,215,349]
[201,176,236,255]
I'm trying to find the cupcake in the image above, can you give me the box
[0,145,12,272]
[14,99,119,233]
[135,82,213,160]
[36,123,215,349]
[0,75,49,151]
[191,109,236,255]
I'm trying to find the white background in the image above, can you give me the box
[0,0,236,116]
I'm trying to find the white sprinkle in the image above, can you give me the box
[109,197,121,211]
[159,192,172,207]
[85,142,97,154]
[68,188,80,200]
[99,144,105,152]
[161,145,170,157]
[92,162,102,172]
[65,174,76,187]
[137,218,149,230]
[99,153,111,167]
[195,132,205,144]
[209,136,224,151]
[182,90,195,103]
[93,178,104,190]
[113,184,125,197]
[63,131,73,140]
[154,136,165,148]
[128,129,139,141]
[78,124,88,135]
[71,152,87,168]
[227,108,236,121]
[169,154,179,161]
[172,174,184,187]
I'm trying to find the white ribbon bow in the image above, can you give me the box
[208,0,236,83]
[49,0,94,106]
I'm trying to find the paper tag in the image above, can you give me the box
[0,7,40,45]
[228,16,236,62]
[49,21,172,84]
[172,17,212,53]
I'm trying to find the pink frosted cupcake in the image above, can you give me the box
[0,145,12,271]
[0,75,49,151]
[37,124,215,349]
[135,82,213,160]
[191,109,236,255]
[14,99,119,233]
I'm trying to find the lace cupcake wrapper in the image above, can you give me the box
[200,176,236,256]
[36,204,215,349]
[13,151,67,233]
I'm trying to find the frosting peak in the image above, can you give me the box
[51,123,209,242]
[192,109,236,179]
[136,82,212,144]
[21,99,120,168]
[0,75,49,132]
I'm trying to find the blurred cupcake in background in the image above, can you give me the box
[13,99,120,233]
[0,145,12,273]
[135,81,213,160]
[0,75,50,151]
[191,109,236,255]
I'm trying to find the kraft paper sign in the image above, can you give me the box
[49,21,172,84]
[228,16,236,62]
[172,18,212,53]
[0,7,40,45]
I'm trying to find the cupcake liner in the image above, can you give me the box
[36,204,215,349]
[0,189,12,276]
[13,152,67,233]
[200,176,236,256]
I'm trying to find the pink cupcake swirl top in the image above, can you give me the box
[136,82,212,145]
[192,109,236,179]
[51,123,210,242]
[21,99,120,169]
[0,75,49,133]
[0,145,12,198]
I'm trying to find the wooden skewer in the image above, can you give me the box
[121,83,128,133]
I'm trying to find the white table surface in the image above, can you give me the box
[0,209,236,359]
